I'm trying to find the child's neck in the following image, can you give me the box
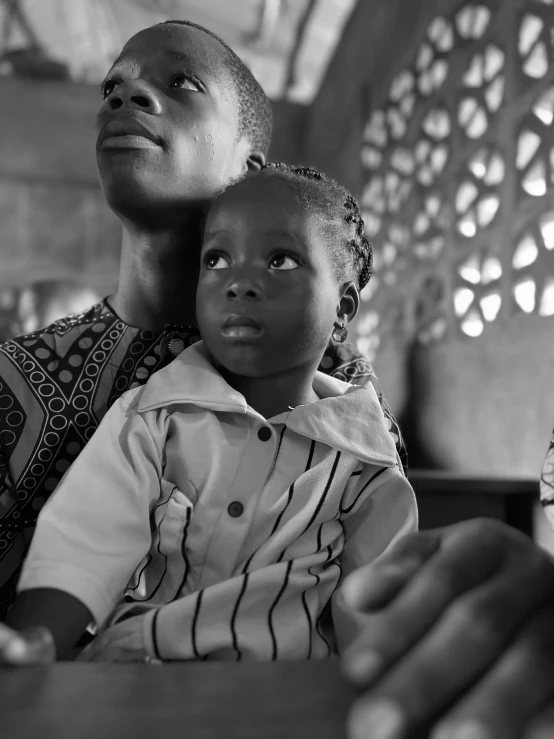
[220,365,320,419]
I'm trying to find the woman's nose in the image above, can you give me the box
[107,80,162,115]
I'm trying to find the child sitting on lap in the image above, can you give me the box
[9,164,417,662]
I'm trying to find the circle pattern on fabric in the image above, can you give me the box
[227,501,244,518]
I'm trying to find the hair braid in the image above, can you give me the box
[260,163,372,290]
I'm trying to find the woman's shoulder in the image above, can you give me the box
[319,340,379,387]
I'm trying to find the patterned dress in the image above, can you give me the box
[540,432,554,528]
[0,299,407,617]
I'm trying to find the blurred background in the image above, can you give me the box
[1,0,554,546]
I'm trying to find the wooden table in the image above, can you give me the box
[409,470,539,537]
[0,660,357,739]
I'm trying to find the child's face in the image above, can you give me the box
[95,24,251,220]
[196,177,345,379]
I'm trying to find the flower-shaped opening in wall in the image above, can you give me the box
[518,87,554,197]
[456,147,504,238]
[361,110,387,173]
[355,311,381,363]
[416,109,451,187]
[458,45,505,140]
[518,9,553,80]
[387,147,415,212]
[387,69,417,141]
[415,275,448,345]
[455,3,492,41]
[360,175,385,238]
[454,252,503,336]
[364,223,410,299]
[412,192,449,260]
[512,213,554,315]
[416,16,454,97]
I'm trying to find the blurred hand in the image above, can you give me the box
[0,623,55,665]
[341,519,554,739]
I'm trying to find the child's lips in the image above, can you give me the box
[221,315,264,338]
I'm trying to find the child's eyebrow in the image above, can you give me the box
[203,228,229,241]
[263,229,304,245]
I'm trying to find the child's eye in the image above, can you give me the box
[169,72,202,92]
[101,78,120,99]
[204,253,229,270]
[268,254,300,270]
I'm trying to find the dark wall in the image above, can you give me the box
[305,0,439,194]
[301,0,554,487]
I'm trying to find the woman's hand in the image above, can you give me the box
[341,519,554,739]
[0,622,55,665]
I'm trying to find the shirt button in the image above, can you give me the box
[258,426,272,441]
[227,501,244,518]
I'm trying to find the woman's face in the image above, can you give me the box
[96,24,252,223]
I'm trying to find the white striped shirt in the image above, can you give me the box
[18,342,417,662]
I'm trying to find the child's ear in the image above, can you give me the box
[246,151,265,172]
[337,282,360,326]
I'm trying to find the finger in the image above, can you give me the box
[429,606,554,739]
[0,626,55,665]
[0,621,27,648]
[342,530,441,611]
[525,702,554,739]
[347,571,554,739]
[343,521,507,685]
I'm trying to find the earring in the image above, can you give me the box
[332,324,348,343]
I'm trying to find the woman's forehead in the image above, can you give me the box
[117,24,228,76]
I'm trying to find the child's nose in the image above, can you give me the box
[226,277,262,301]
[107,79,163,115]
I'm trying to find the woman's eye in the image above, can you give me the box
[169,72,201,92]
[101,79,119,99]
[269,254,300,270]
[205,254,229,270]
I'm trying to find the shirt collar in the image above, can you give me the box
[138,342,249,415]
[137,342,398,467]
[276,374,398,467]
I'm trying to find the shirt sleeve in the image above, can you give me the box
[17,394,164,628]
[332,466,418,652]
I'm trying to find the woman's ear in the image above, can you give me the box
[337,282,360,326]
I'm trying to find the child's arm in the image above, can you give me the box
[4,589,92,661]
[333,466,417,653]
[7,393,164,662]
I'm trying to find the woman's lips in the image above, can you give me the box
[101,135,160,149]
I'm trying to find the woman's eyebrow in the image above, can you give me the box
[163,49,212,76]
[106,50,211,77]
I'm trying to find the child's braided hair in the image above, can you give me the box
[259,162,373,290]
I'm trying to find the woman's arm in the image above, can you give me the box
[341,519,554,739]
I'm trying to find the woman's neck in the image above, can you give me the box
[108,222,200,332]
[219,364,320,419]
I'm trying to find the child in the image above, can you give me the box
[8,164,417,662]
